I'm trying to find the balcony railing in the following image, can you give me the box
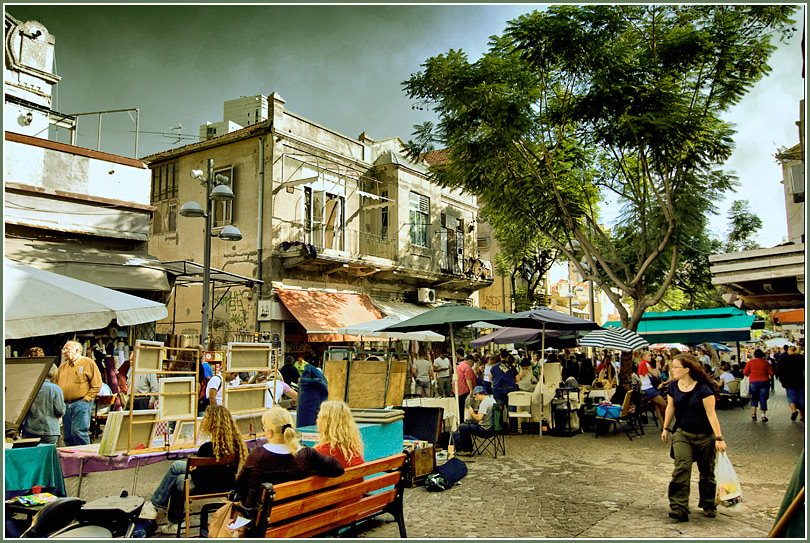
[275,220,397,261]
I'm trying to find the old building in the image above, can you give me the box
[143,93,492,354]
[4,12,168,351]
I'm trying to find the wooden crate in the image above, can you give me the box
[403,445,436,487]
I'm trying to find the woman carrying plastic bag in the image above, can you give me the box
[715,451,742,506]
[661,353,727,523]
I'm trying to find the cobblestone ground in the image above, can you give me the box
[68,384,805,539]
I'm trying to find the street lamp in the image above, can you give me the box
[180,158,242,349]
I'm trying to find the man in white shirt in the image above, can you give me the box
[206,370,239,407]
[432,351,452,398]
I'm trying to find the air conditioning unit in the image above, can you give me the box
[417,288,436,304]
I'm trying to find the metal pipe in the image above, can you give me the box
[97,113,102,151]
[134,108,139,158]
[256,136,264,333]
[201,158,214,349]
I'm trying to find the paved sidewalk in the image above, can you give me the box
[65,385,805,539]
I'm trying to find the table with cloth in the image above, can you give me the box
[5,444,67,499]
[56,437,268,497]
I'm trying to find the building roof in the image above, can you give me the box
[372,149,430,174]
[140,121,270,163]
[422,148,452,166]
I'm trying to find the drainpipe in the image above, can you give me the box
[255,136,264,333]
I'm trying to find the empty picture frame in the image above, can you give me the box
[226,342,277,372]
[158,376,196,420]
[171,419,198,448]
[224,383,267,414]
[232,412,263,437]
[135,340,165,372]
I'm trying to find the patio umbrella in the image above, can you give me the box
[469,327,575,348]
[579,327,649,352]
[707,342,731,352]
[4,261,168,339]
[337,316,445,342]
[763,338,797,349]
[649,342,690,352]
[382,303,518,441]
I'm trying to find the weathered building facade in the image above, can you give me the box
[144,93,492,351]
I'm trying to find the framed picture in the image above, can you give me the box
[232,412,263,437]
[149,421,171,448]
[135,340,165,372]
[171,419,198,448]
[99,410,159,455]
[224,383,267,414]
[158,376,196,420]
[226,342,277,372]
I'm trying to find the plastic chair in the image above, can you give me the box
[719,378,742,408]
[507,391,533,435]
[470,408,506,458]
[594,391,642,441]
[180,454,238,538]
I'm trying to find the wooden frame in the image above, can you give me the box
[134,339,165,372]
[225,342,277,372]
[158,376,196,420]
[224,383,267,414]
[4,357,57,431]
[99,410,159,455]
[171,419,199,447]
[232,411,263,437]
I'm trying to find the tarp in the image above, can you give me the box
[276,289,383,342]
[4,261,169,339]
[603,307,756,343]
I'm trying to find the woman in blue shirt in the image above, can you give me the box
[21,364,65,444]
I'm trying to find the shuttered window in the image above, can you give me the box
[409,191,430,247]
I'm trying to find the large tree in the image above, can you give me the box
[404,5,795,336]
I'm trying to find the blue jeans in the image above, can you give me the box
[749,380,770,411]
[455,422,493,452]
[63,400,92,446]
[151,460,193,524]
[785,388,805,412]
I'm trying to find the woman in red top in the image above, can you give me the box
[315,400,365,467]
[743,349,775,422]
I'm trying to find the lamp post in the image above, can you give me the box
[179,158,242,349]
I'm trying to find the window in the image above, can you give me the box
[167,203,177,232]
[304,186,345,250]
[380,189,389,238]
[207,126,217,138]
[409,191,430,247]
[477,236,490,249]
[213,166,234,227]
[790,163,804,203]
[150,160,179,203]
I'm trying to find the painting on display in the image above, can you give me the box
[158,376,196,421]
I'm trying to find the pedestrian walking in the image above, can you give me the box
[661,353,726,523]
[55,341,102,445]
[777,346,805,422]
[432,350,452,398]
[743,349,775,422]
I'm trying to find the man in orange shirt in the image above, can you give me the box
[455,353,476,422]
[55,341,102,445]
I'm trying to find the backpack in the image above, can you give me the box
[425,457,468,492]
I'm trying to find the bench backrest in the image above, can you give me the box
[250,453,408,538]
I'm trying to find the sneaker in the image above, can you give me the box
[791,411,798,421]
[761,416,768,422]
[139,501,159,520]
[669,510,689,522]
[703,509,717,518]
[158,522,185,535]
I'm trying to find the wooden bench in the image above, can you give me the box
[244,453,409,538]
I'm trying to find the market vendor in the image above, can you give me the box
[56,341,102,446]
[454,386,496,454]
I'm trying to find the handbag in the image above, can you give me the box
[715,451,743,506]
[208,501,246,538]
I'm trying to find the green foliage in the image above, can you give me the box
[725,199,763,252]
[404,5,795,333]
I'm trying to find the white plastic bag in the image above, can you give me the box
[715,451,742,506]
[739,376,750,398]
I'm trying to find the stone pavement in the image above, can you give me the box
[65,384,805,539]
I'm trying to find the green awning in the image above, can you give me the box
[603,308,756,344]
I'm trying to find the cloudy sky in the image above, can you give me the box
[8,4,805,248]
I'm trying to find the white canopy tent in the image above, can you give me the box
[4,260,168,339]
[337,316,445,342]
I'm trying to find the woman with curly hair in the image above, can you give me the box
[140,405,248,534]
[314,401,364,467]
[661,353,726,523]
[233,405,344,508]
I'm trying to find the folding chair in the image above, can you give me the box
[594,392,642,441]
[470,408,506,458]
[180,453,238,538]
[507,391,533,436]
